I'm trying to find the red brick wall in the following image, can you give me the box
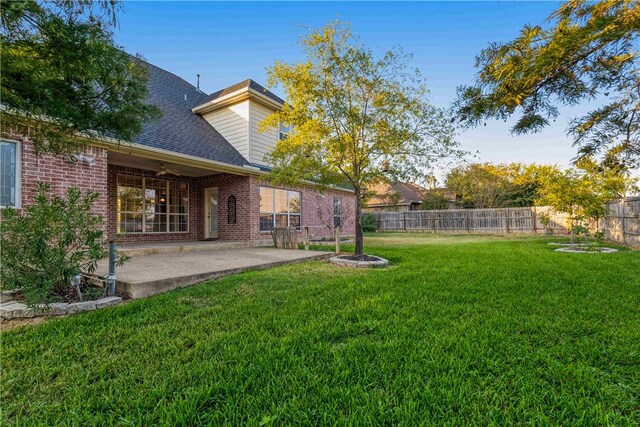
[195,174,252,241]
[19,140,108,229]
[249,177,355,241]
[16,140,355,243]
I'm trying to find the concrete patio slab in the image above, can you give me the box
[97,248,332,299]
[116,239,273,257]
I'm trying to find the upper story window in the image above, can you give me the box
[333,197,342,229]
[259,186,301,231]
[279,124,294,141]
[1,141,21,208]
[117,175,189,234]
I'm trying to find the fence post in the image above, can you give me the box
[403,211,407,231]
[531,207,537,234]
[621,199,626,245]
[304,226,309,251]
[505,209,510,233]
[465,210,470,232]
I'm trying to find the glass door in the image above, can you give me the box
[204,188,218,239]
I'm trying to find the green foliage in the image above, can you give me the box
[82,286,105,301]
[420,189,449,210]
[260,21,463,254]
[2,235,638,425]
[445,162,554,208]
[0,183,127,306]
[455,0,640,166]
[361,213,377,232]
[535,156,634,241]
[0,0,159,155]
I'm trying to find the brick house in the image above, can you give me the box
[0,60,355,243]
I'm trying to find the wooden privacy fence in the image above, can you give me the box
[271,227,298,249]
[366,207,568,234]
[604,197,640,247]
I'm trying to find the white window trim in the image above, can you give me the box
[278,124,293,141]
[259,186,302,232]
[117,175,189,234]
[1,139,22,209]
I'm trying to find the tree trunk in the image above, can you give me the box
[354,187,364,256]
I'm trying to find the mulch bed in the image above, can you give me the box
[335,255,383,262]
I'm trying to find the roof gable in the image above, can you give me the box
[132,61,250,167]
[192,79,285,112]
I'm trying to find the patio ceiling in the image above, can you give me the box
[107,151,225,177]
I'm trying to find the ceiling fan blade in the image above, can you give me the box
[165,168,181,176]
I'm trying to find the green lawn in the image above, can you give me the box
[2,234,639,425]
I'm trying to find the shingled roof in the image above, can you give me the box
[193,79,285,110]
[132,61,251,167]
[366,182,428,206]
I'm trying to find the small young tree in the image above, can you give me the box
[0,183,127,306]
[261,21,462,255]
[535,157,633,243]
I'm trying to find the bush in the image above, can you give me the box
[362,214,377,232]
[0,183,126,306]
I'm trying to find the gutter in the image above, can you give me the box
[94,138,353,194]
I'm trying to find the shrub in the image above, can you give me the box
[362,214,377,232]
[0,183,126,306]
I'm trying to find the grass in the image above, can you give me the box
[2,234,639,425]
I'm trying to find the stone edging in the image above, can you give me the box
[0,296,122,320]
[548,242,589,246]
[554,247,618,253]
[329,256,389,268]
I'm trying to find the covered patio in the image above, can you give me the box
[97,245,332,299]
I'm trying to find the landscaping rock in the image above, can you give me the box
[0,302,27,320]
[95,296,122,309]
[37,303,68,316]
[555,247,618,253]
[10,304,36,319]
[0,289,21,303]
[0,294,14,303]
[330,255,389,268]
[67,301,97,313]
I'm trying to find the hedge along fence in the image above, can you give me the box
[604,197,640,247]
[365,207,569,234]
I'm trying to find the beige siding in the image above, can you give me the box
[249,100,278,166]
[202,100,250,160]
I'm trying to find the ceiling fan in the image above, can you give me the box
[156,162,181,177]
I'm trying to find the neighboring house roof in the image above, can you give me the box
[193,79,285,110]
[134,61,250,167]
[366,182,428,206]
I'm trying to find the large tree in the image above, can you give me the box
[455,0,640,167]
[261,21,462,256]
[1,0,158,154]
[445,162,557,209]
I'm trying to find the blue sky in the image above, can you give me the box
[116,1,583,177]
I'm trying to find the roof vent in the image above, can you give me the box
[196,74,201,91]
[184,94,188,101]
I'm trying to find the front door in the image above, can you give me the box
[204,187,218,239]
